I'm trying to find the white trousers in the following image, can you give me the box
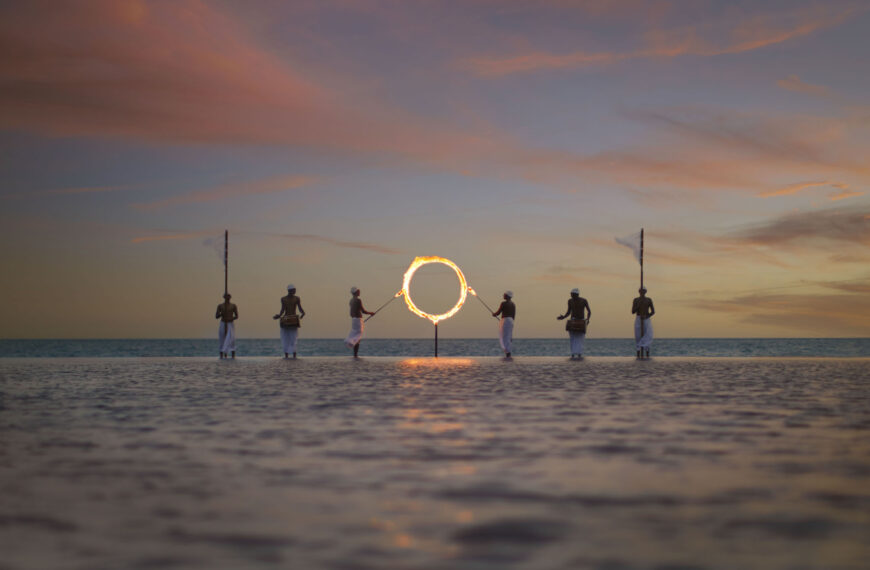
[499,317,514,354]
[634,316,653,350]
[219,322,236,353]
[345,318,364,348]
[280,326,298,354]
[569,331,585,355]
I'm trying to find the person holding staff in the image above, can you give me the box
[492,291,515,359]
[345,287,374,358]
[557,288,591,360]
[274,284,305,359]
[215,293,238,359]
[632,287,655,359]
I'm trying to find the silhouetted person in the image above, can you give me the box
[557,288,591,360]
[493,291,515,359]
[345,287,374,358]
[632,287,655,359]
[274,284,305,359]
[215,293,238,359]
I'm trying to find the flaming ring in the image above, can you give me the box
[402,256,468,324]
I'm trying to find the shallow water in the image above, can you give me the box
[2,337,870,358]
[1,357,869,569]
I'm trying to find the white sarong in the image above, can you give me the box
[634,316,653,350]
[345,317,364,348]
[569,331,585,355]
[280,325,298,355]
[219,322,236,353]
[499,317,514,354]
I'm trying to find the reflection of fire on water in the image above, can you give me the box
[401,256,469,324]
[400,357,476,368]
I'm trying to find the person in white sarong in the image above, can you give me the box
[274,284,305,359]
[632,288,655,359]
[492,291,516,358]
[557,288,591,360]
[215,293,239,359]
[345,287,374,358]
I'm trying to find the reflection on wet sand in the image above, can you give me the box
[1,357,869,569]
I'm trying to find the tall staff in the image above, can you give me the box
[224,229,229,296]
[615,227,646,338]
[639,227,644,291]
[639,228,644,339]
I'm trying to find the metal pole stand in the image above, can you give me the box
[434,323,438,358]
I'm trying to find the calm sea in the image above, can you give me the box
[0,337,868,358]
[2,356,869,569]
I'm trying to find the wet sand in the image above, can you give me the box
[1,357,869,569]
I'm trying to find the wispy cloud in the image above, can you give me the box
[728,207,870,247]
[0,0,500,168]
[459,6,855,76]
[625,107,849,168]
[819,279,870,294]
[0,1,865,209]
[758,180,839,198]
[496,102,867,201]
[688,288,870,334]
[131,228,401,255]
[132,175,317,211]
[249,232,402,255]
[131,232,208,244]
[777,75,831,97]
[829,189,864,201]
[46,185,127,196]
[3,184,129,200]
[598,106,869,202]
[531,264,626,285]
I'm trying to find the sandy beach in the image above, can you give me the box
[1,357,869,569]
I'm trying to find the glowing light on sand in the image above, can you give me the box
[401,256,469,324]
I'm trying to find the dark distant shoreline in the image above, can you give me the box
[1,338,868,358]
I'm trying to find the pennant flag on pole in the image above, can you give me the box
[202,234,226,265]
[615,231,642,264]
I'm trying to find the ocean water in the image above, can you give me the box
[1,356,869,569]
[1,337,869,358]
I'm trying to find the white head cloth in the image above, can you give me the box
[571,288,579,295]
[287,284,295,291]
[504,290,513,298]
[351,286,359,295]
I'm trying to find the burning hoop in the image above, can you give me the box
[402,256,468,324]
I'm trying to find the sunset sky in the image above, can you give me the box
[1,0,869,340]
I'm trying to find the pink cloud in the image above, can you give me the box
[2,184,129,200]
[131,228,401,255]
[689,290,870,334]
[245,232,402,255]
[459,6,855,76]
[777,75,831,97]
[130,232,207,244]
[728,207,870,247]
[0,0,508,165]
[0,1,329,143]
[829,189,864,201]
[1,1,865,207]
[758,181,835,198]
[132,175,317,211]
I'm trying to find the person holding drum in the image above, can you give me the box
[274,284,305,359]
[557,288,591,360]
[632,287,655,359]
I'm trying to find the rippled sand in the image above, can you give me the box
[1,357,869,569]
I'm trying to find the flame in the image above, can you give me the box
[401,256,468,324]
